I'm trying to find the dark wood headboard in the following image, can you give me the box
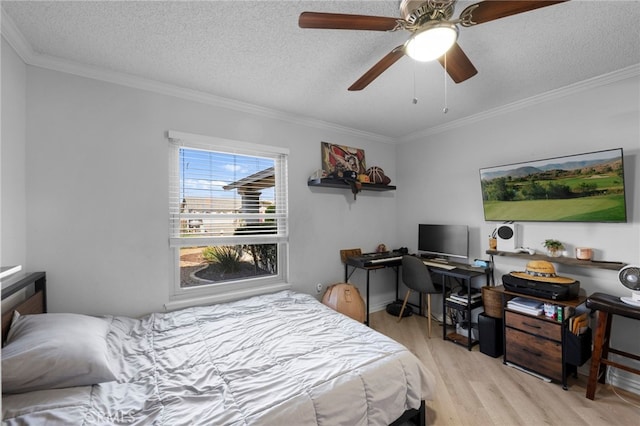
[1,272,47,344]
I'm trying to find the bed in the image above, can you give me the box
[2,273,435,425]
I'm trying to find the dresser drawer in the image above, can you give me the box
[506,327,562,381]
[505,311,561,341]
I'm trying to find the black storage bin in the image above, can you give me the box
[479,312,503,358]
[564,327,592,366]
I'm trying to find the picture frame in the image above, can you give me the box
[321,142,366,175]
[479,148,627,222]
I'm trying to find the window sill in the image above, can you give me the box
[164,282,291,311]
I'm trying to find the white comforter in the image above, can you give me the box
[2,290,435,425]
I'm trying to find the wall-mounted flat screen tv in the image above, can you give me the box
[479,148,627,222]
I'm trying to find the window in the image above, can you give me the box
[167,131,289,306]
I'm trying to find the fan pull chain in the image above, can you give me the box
[412,62,418,104]
[443,53,449,114]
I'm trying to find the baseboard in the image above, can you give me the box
[609,370,640,395]
[370,301,392,314]
[608,354,640,396]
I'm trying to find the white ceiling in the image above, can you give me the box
[2,1,639,140]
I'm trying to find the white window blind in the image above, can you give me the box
[168,131,289,248]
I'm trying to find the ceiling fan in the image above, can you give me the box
[299,0,568,91]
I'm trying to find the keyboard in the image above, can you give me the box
[368,256,402,264]
[422,260,457,270]
[347,253,403,267]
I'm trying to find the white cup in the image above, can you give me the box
[575,247,593,260]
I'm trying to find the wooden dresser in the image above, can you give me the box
[499,287,588,389]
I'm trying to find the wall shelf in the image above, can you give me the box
[307,178,396,192]
[486,249,626,271]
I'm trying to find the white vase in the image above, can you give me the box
[547,248,562,257]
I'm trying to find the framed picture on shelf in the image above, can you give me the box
[321,142,366,175]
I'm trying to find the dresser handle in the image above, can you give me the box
[523,322,541,329]
[524,348,543,357]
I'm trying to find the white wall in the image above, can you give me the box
[396,71,640,393]
[22,65,399,317]
[397,73,639,292]
[1,38,27,269]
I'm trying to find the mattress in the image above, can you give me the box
[2,290,435,425]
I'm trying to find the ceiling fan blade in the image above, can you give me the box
[348,46,405,91]
[437,43,478,83]
[460,1,568,26]
[299,12,400,31]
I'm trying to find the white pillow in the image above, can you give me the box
[2,312,117,394]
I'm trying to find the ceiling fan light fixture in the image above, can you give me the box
[404,23,458,62]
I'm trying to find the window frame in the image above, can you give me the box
[166,131,289,309]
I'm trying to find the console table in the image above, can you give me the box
[585,292,640,400]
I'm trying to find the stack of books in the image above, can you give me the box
[507,297,543,316]
[447,291,482,306]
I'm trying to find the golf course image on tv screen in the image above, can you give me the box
[480,148,627,222]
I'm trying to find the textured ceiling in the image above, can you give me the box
[2,1,639,140]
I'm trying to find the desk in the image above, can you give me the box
[345,256,401,325]
[585,292,640,400]
[344,256,489,333]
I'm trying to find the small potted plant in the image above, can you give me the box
[543,239,564,257]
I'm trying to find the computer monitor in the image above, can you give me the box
[418,224,469,260]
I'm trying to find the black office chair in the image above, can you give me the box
[397,255,441,338]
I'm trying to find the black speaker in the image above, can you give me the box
[479,313,503,358]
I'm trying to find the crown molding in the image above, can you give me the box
[1,7,32,63]
[29,52,394,144]
[0,8,394,145]
[400,63,640,143]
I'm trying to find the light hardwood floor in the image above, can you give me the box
[369,310,640,426]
